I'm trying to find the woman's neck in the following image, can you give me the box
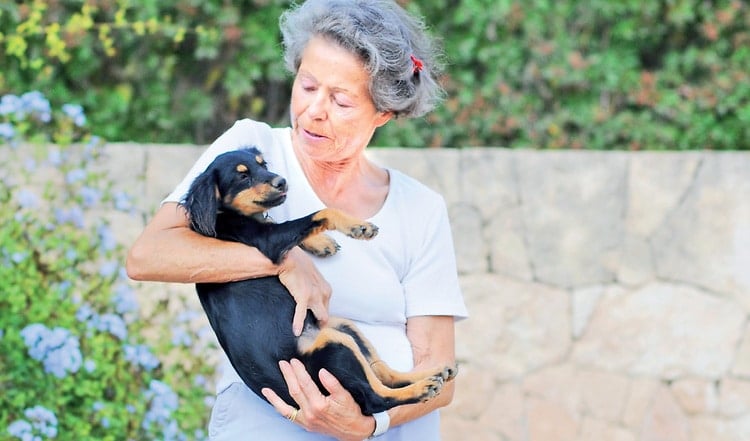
[294,146,389,219]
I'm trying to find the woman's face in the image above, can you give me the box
[290,36,392,163]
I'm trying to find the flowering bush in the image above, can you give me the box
[0,92,215,440]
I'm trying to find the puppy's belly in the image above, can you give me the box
[197,276,306,395]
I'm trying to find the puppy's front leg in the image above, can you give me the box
[300,233,340,257]
[311,208,379,240]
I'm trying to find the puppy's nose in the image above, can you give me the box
[271,176,287,192]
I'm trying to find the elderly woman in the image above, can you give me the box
[126,0,467,439]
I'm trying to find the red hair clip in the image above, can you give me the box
[410,55,424,75]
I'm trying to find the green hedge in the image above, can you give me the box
[1,92,214,440]
[2,0,749,149]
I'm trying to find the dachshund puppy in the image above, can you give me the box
[181,147,456,415]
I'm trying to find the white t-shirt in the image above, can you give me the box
[164,119,468,440]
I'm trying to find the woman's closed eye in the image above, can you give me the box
[333,93,355,108]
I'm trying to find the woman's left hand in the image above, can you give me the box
[261,359,374,441]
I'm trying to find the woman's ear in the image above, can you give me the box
[375,111,393,128]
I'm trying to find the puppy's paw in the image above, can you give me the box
[301,234,341,257]
[440,363,459,382]
[347,222,379,240]
[418,375,445,402]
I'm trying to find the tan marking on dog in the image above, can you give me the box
[255,155,264,164]
[229,186,271,215]
[327,318,454,387]
[310,208,378,239]
[300,233,339,257]
[236,164,248,173]
[299,325,444,402]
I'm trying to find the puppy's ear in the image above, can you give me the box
[182,169,219,237]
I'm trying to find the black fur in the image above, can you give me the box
[181,147,454,415]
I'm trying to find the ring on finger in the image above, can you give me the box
[287,408,300,423]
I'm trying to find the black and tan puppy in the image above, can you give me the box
[181,147,455,415]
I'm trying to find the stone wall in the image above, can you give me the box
[110,144,750,441]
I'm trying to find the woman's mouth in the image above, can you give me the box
[302,128,327,140]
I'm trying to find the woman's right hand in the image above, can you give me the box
[278,247,331,336]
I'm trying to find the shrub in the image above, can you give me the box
[1,0,748,149]
[0,91,215,440]
[0,0,290,144]
[379,0,750,149]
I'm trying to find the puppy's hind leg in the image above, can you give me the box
[299,323,446,415]
[330,318,457,388]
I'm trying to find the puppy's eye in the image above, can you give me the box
[239,173,250,181]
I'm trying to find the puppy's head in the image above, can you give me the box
[182,147,288,236]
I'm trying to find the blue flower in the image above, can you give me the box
[7,419,33,440]
[176,310,200,323]
[16,188,39,209]
[98,224,117,252]
[65,168,86,184]
[96,313,128,340]
[99,260,119,278]
[76,304,94,323]
[0,122,15,140]
[124,344,160,371]
[54,207,85,228]
[8,405,59,440]
[113,191,134,212]
[24,405,58,438]
[20,323,83,378]
[143,380,182,439]
[171,326,192,347]
[47,149,63,166]
[54,281,72,299]
[11,252,27,264]
[20,91,51,122]
[23,157,37,172]
[0,94,22,116]
[84,359,96,373]
[113,283,139,315]
[79,186,101,208]
[62,103,87,127]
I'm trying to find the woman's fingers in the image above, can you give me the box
[318,368,345,395]
[278,248,331,335]
[289,359,324,405]
[261,386,300,423]
[292,303,308,337]
[265,360,370,440]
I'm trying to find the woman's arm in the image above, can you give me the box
[261,315,457,440]
[125,202,331,333]
[384,315,457,426]
[126,202,276,283]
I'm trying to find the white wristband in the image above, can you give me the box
[367,411,390,438]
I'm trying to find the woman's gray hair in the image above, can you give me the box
[279,0,444,118]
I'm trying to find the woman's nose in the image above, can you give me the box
[306,92,328,120]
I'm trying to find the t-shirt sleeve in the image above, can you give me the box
[162,119,275,205]
[403,195,468,320]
